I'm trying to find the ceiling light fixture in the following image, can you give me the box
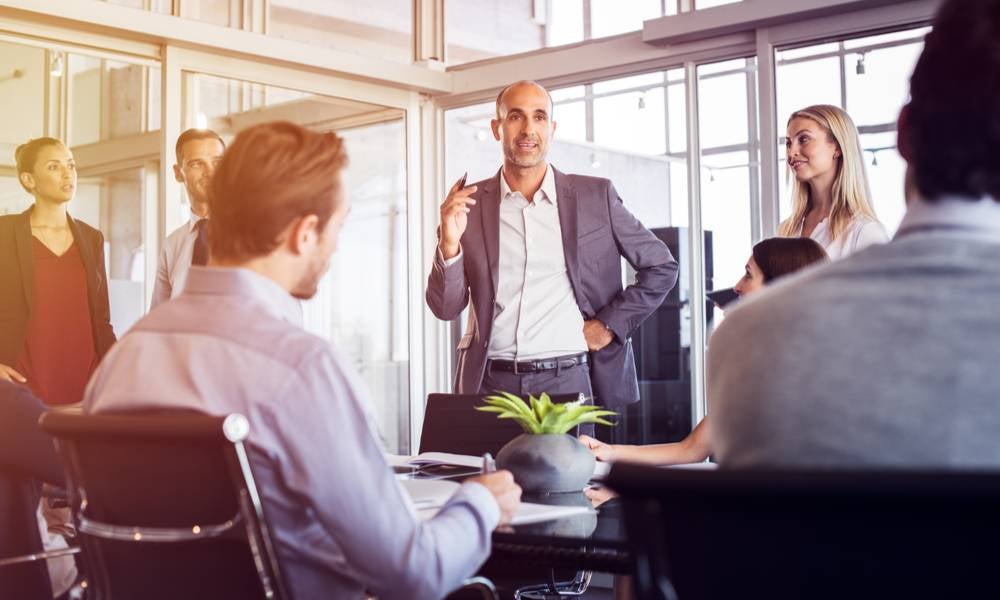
[49,52,64,78]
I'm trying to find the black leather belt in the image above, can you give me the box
[487,352,588,375]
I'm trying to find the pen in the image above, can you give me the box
[482,452,495,474]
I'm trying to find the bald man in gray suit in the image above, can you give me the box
[427,81,677,409]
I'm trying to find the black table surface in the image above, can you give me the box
[402,467,632,574]
[491,489,631,574]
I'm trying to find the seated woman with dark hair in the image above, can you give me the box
[580,237,828,466]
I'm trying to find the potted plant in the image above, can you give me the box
[477,392,616,493]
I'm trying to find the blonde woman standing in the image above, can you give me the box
[780,104,888,259]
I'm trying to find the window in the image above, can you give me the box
[447,0,732,66]
[268,0,413,63]
[697,58,758,301]
[775,27,930,234]
[183,73,411,452]
[0,40,159,335]
[444,69,693,444]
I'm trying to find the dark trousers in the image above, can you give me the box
[479,362,595,437]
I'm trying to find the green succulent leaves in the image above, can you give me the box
[476,391,617,434]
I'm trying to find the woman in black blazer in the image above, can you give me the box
[0,137,115,405]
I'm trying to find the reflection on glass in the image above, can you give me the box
[775,56,840,127]
[269,0,413,63]
[590,0,662,39]
[697,68,749,148]
[594,71,664,94]
[593,88,666,156]
[846,44,923,126]
[72,167,152,334]
[448,2,546,65]
[183,72,410,452]
[183,0,231,26]
[554,101,587,144]
[861,131,907,235]
[0,41,157,335]
[106,0,171,11]
[697,58,757,335]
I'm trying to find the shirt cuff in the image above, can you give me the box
[436,245,463,268]
[450,481,501,530]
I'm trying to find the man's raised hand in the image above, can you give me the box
[439,174,477,259]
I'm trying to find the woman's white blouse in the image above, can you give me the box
[793,215,889,260]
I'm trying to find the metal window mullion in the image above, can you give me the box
[684,62,706,427]
[415,95,443,454]
[663,71,672,221]
[584,83,594,142]
[745,57,762,244]
[838,41,848,109]
[756,28,780,236]
[142,159,159,310]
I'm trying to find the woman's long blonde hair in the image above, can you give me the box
[778,105,878,241]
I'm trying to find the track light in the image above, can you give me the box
[590,153,601,169]
[856,53,866,75]
[638,93,646,110]
[49,52,64,78]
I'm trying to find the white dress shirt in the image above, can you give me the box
[793,214,889,260]
[150,216,203,308]
[440,168,589,360]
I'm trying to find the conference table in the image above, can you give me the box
[489,489,632,575]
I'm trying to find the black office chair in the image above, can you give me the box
[420,393,585,456]
[608,463,1000,600]
[0,382,79,599]
[0,476,81,599]
[40,411,290,600]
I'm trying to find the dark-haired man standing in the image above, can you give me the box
[150,128,225,308]
[711,0,1000,468]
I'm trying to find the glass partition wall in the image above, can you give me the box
[182,72,411,453]
[0,40,159,335]
[442,19,930,438]
[2,0,935,455]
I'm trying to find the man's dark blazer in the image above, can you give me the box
[0,207,116,368]
[426,168,678,408]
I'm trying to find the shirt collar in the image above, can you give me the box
[182,266,303,326]
[895,195,1000,239]
[500,166,557,206]
[187,216,207,233]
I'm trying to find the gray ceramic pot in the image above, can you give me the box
[496,433,596,493]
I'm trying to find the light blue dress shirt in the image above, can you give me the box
[84,266,500,600]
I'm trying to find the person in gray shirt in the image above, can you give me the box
[710,0,1000,469]
[84,121,522,600]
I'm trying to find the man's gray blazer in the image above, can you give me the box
[426,168,678,408]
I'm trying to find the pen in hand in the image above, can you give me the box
[482,452,495,474]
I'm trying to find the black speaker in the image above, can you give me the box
[613,227,712,445]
